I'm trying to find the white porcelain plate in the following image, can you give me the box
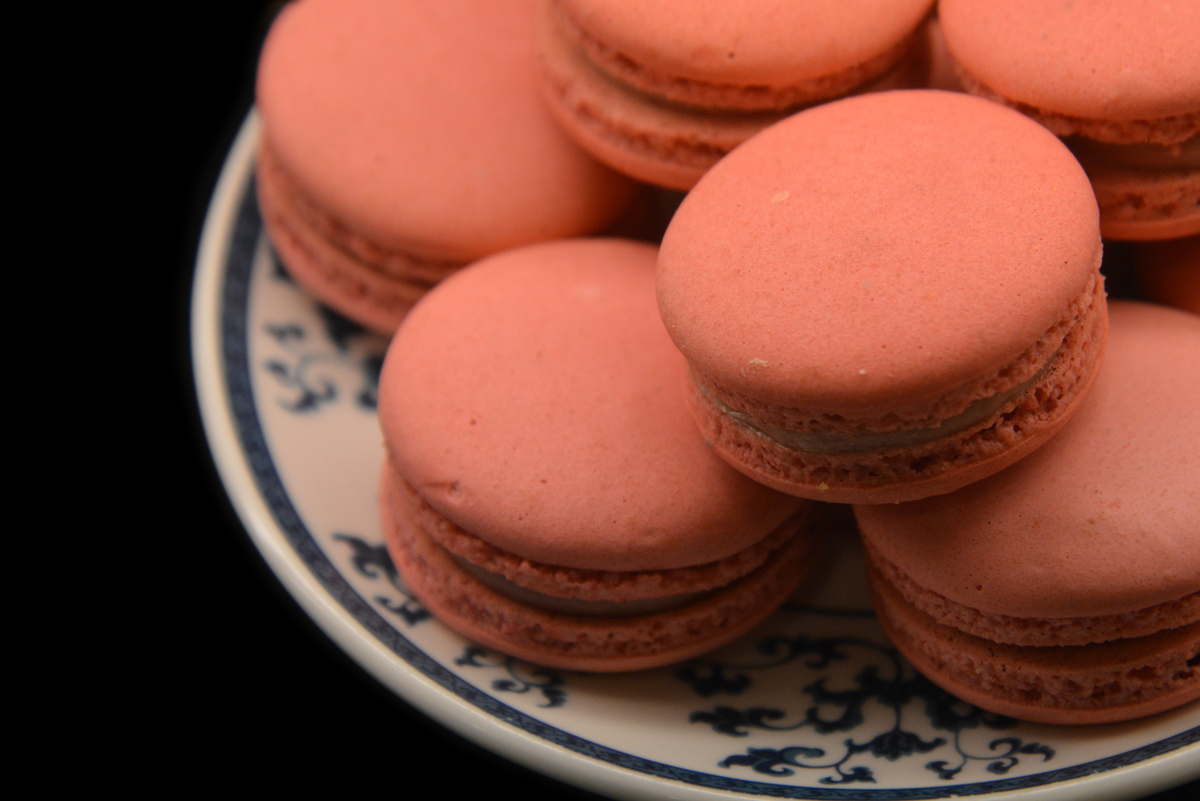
[193,113,1199,801]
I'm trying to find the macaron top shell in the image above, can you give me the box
[379,239,805,572]
[939,0,1200,121]
[554,0,933,87]
[856,302,1200,619]
[657,90,1101,414]
[256,0,635,263]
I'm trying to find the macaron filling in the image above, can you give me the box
[384,483,821,670]
[870,564,1200,723]
[450,557,708,617]
[536,4,929,189]
[694,269,1100,460]
[535,3,790,179]
[865,538,1200,648]
[381,463,821,671]
[1058,135,1200,238]
[258,144,462,285]
[394,471,815,608]
[547,0,918,113]
[1067,134,1200,172]
[955,69,1200,147]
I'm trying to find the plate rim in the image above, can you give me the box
[191,111,1200,801]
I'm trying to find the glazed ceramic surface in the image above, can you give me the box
[192,113,1200,801]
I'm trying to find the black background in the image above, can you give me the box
[157,2,1196,797]
[159,2,605,796]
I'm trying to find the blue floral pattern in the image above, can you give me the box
[333,533,430,626]
[682,635,1054,785]
[455,647,568,708]
[261,252,385,413]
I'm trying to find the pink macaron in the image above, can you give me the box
[939,0,1200,241]
[856,301,1200,724]
[377,238,818,671]
[535,0,935,190]
[255,0,639,334]
[657,90,1107,504]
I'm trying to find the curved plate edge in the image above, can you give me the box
[190,112,1200,801]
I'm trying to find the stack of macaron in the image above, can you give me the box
[938,0,1199,242]
[376,240,820,671]
[656,90,1107,505]
[651,87,1193,721]
[254,0,640,334]
[251,0,1198,717]
[533,0,937,190]
[855,302,1199,724]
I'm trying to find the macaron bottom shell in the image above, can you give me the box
[381,468,821,673]
[870,565,1200,725]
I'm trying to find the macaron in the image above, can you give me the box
[856,301,1200,724]
[377,238,818,671]
[535,0,935,190]
[656,90,1107,504]
[1134,235,1200,316]
[255,0,639,334]
[939,0,1200,241]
